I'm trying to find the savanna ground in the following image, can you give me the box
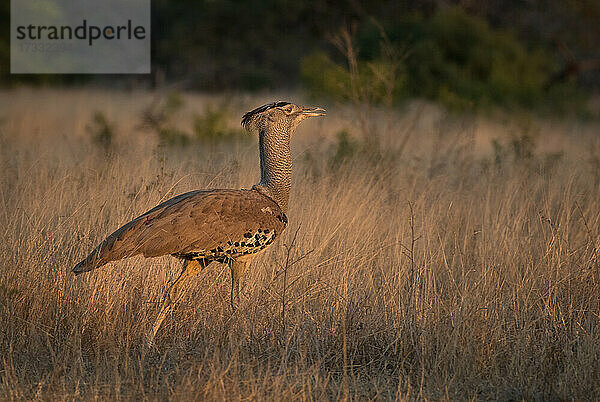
[1,88,599,400]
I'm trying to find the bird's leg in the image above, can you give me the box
[148,259,204,345]
[228,259,248,310]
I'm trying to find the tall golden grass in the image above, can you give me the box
[1,88,599,400]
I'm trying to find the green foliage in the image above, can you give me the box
[329,129,358,168]
[140,92,189,146]
[301,52,351,102]
[300,34,406,106]
[423,8,553,108]
[193,105,245,143]
[491,119,538,167]
[542,83,591,117]
[325,128,397,173]
[86,111,115,153]
[301,9,564,110]
[165,92,184,112]
[157,127,190,146]
[140,92,245,147]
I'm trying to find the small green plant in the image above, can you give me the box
[329,129,358,168]
[158,127,190,146]
[490,117,563,173]
[193,104,245,143]
[327,128,391,172]
[86,111,115,152]
[140,92,190,146]
[492,123,537,168]
[301,29,407,109]
[140,94,246,146]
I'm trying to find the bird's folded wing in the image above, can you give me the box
[80,189,286,268]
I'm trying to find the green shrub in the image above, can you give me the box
[140,92,189,146]
[301,9,566,110]
[193,105,245,143]
[300,52,353,102]
[489,116,563,173]
[405,8,556,108]
[329,129,358,168]
[300,50,406,105]
[140,94,247,147]
[86,111,115,153]
[158,127,190,146]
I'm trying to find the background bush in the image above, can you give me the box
[301,8,564,110]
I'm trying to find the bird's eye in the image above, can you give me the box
[280,105,294,115]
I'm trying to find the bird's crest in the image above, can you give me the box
[241,101,291,130]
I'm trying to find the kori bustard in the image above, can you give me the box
[72,101,325,342]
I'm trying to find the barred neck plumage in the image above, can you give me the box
[253,125,292,213]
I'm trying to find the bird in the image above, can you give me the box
[72,101,326,343]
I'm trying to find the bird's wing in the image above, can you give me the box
[73,189,287,273]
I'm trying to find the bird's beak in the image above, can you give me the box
[301,106,327,117]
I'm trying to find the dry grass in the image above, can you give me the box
[1,88,599,400]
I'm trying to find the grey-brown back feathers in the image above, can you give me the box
[73,189,287,274]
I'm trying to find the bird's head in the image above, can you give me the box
[241,101,326,134]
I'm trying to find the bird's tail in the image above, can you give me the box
[72,214,146,275]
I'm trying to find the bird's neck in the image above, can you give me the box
[254,126,292,213]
